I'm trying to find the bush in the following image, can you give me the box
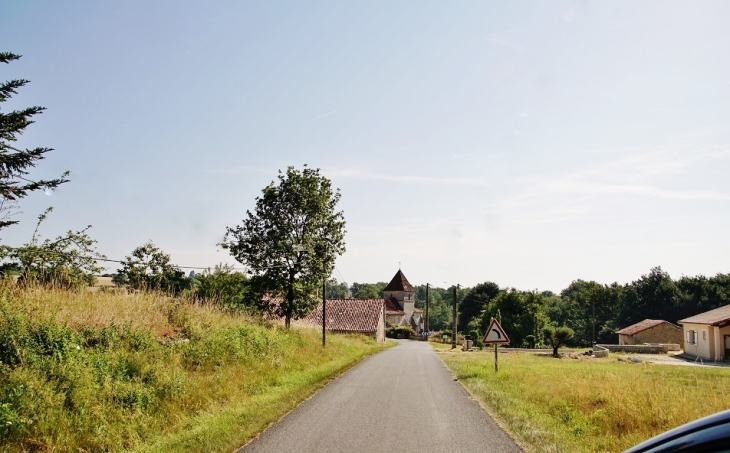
[386,325,417,339]
[0,208,104,290]
[192,264,253,309]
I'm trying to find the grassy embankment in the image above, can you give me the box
[437,348,730,453]
[0,284,391,452]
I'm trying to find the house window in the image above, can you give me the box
[686,330,698,345]
[702,331,707,341]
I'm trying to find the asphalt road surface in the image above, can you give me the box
[236,340,523,453]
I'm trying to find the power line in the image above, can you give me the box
[334,266,349,288]
[93,257,248,272]
[93,257,321,273]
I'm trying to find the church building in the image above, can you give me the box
[383,269,423,332]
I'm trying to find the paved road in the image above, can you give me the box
[236,340,523,453]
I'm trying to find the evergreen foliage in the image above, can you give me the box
[0,52,69,231]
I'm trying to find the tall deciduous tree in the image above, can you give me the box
[458,281,501,330]
[222,166,346,328]
[0,52,69,230]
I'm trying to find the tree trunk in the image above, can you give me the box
[285,267,295,330]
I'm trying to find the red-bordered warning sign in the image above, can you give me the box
[482,319,510,344]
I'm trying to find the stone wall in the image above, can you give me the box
[635,322,682,345]
[599,344,679,354]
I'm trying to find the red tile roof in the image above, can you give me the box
[679,305,730,326]
[299,299,384,333]
[384,296,402,311]
[615,319,678,336]
[383,270,414,292]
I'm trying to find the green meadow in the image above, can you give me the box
[438,349,730,453]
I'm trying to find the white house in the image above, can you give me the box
[678,305,730,361]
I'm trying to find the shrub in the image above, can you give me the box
[386,325,416,339]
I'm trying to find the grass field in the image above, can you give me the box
[0,284,391,452]
[437,348,730,453]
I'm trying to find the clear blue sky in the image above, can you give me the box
[2,1,729,292]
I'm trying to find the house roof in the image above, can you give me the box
[679,305,730,326]
[383,270,414,292]
[616,319,678,335]
[300,299,384,333]
[384,296,402,312]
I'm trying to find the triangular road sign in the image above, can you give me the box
[482,319,510,344]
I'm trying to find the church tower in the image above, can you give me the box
[383,269,415,322]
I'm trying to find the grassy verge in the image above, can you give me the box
[0,285,390,452]
[436,349,730,453]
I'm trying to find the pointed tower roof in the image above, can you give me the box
[383,269,414,292]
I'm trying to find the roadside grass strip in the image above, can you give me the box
[136,337,392,453]
[0,284,391,452]
[437,350,730,453]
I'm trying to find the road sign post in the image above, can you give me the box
[494,344,498,372]
[482,318,509,372]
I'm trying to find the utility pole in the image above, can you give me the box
[322,274,326,347]
[425,283,430,332]
[592,297,595,346]
[451,285,458,349]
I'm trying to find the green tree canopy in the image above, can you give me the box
[350,282,386,299]
[325,278,350,298]
[479,289,549,348]
[222,166,346,328]
[193,263,252,309]
[0,207,104,288]
[114,241,186,294]
[0,52,69,231]
[543,325,575,357]
[458,281,500,331]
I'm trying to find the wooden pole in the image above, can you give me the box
[322,275,326,347]
[592,297,596,346]
[425,283,430,332]
[451,285,457,349]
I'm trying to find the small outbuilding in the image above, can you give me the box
[679,305,730,361]
[615,319,682,345]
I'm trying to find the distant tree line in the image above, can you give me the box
[444,267,730,348]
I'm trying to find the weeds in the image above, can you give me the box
[0,282,387,452]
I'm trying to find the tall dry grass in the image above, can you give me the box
[10,285,245,338]
[0,283,388,452]
[439,350,730,453]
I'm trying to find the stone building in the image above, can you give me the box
[382,270,423,332]
[297,299,386,342]
[615,319,682,345]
